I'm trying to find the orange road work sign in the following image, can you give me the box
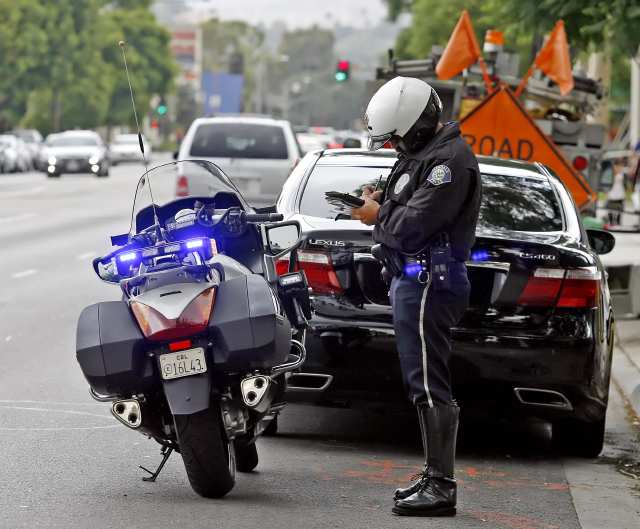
[460,85,595,209]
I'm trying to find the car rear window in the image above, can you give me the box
[299,165,391,218]
[479,173,563,232]
[299,164,563,232]
[189,123,288,159]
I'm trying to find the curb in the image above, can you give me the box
[612,341,640,422]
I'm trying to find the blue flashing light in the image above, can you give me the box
[118,251,138,263]
[185,239,204,249]
[404,263,423,277]
[471,250,490,261]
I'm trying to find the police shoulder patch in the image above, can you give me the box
[427,165,452,186]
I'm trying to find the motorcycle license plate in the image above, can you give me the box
[159,348,207,380]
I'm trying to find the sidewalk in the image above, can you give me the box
[613,319,640,421]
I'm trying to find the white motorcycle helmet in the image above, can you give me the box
[364,76,442,151]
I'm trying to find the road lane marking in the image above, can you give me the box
[76,251,97,260]
[11,269,37,279]
[0,404,119,431]
[0,186,45,199]
[0,399,104,407]
[0,212,38,224]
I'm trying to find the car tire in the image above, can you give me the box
[262,415,278,437]
[552,416,606,458]
[234,441,259,472]
[173,406,236,498]
[98,167,109,177]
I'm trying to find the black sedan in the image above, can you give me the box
[274,149,616,457]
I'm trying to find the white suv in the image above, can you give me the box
[178,116,301,203]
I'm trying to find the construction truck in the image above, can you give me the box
[374,31,606,212]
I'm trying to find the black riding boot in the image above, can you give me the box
[392,404,459,517]
[393,407,429,500]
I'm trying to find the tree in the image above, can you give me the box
[99,6,176,133]
[200,18,264,110]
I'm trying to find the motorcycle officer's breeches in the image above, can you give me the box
[390,263,470,406]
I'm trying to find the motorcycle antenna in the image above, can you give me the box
[118,40,161,232]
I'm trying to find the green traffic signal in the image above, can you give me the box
[335,71,348,83]
[156,104,168,116]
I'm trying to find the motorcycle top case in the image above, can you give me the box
[76,274,291,396]
[76,301,150,396]
[208,274,291,369]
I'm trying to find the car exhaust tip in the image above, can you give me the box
[286,373,333,392]
[111,399,142,428]
[513,388,573,411]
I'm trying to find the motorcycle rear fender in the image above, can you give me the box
[161,374,211,415]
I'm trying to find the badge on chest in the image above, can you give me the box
[393,173,411,195]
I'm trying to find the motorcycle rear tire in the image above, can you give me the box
[174,406,236,498]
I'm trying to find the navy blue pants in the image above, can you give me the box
[390,263,470,407]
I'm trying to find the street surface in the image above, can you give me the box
[0,157,639,529]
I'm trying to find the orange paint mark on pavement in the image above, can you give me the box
[469,511,559,529]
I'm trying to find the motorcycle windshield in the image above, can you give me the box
[129,160,249,235]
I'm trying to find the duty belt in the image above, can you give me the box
[402,255,430,285]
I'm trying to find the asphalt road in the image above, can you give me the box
[0,158,639,529]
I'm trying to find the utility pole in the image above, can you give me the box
[630,48,640,150]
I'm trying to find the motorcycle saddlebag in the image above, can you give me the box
[76,301,151,396]
[208,274,291,369]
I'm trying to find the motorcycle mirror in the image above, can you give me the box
[93,257,122,284]
[264,222,301,256]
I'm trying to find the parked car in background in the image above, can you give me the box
[297,132,331,154]
[274,149,615,458]
[43,130,110,177]
[178,116,301,203]
[0,134,31,172]
[11,129,43,169]
[109,133,151,164]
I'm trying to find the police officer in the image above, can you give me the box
[352,76,481,517]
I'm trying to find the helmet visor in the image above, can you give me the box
[367,131,394,151]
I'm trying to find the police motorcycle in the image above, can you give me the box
[76,159,311,498]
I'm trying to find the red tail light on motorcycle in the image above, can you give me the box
[176,175,189,197]
[131,287,215,341]
[276,250,343,294]
[518,267,600,308]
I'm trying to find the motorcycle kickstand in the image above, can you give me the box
[139,445,173,482]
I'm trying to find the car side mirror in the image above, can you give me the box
[586,229,615,255]
[263,222,301,256]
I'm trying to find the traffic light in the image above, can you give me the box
[155,98,168,116]
[335,60,350,82]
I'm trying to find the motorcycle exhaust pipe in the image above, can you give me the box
[111,398,142,429]
[240,375,276,414]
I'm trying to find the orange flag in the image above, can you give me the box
[436,10,481,80]
[534,20,574,95]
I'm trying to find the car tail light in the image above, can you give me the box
[517,268,564,306]
[131,287,215,341]
[518,267,600,308]
[557,267,601,308]
[276,250,343,294]
[176,175,189,197]
[572,155,588,171]
[327,142,344,149]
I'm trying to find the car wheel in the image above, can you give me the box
[262,415,278,437]
[234,440,259,472]
[98,167,110,177]
[552,416,605,458]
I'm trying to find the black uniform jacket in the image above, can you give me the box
[373,122,482,261]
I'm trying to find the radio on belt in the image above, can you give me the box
[277,271,312,329]
[430,243,451,291]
